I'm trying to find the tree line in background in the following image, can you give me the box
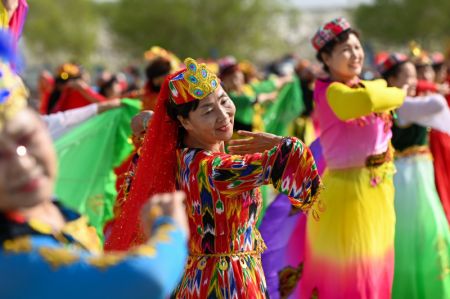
[24,0,450,65]
[354,0,450,49]
[24,0,299,64]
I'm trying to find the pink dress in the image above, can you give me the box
[298,79,404,299]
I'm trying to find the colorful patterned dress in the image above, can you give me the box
[172,137,321,299]
[299,79,404,299]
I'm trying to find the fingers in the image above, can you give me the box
[140,191,188,240]
[131,111,153,137]
[236,130,259,137]
[173,190,186,201]
[227,145,247,151]
[228,137,253,146]
[156,191,189,237]
[141,111,153,131]
[112,98,122,106]
[97,99,122,113]
[150,191,185,212]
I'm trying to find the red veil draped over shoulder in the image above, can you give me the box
[104,70,184,251]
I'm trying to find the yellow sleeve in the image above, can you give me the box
[0,3,9,28]
[326,79,405,121]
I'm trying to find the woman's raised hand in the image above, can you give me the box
[131,110,154,138]
[140,191,189,239]
[227,130,282,155]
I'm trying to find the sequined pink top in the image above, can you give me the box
[314,79,392,169]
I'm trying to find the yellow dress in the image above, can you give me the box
[299,79,404,299]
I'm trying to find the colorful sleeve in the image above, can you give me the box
[326,79,405,120]
[209,137,322,211]
[0,217,187,299]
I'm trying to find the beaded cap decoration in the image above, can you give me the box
[0,61,28,129]
[409,41,432,66]
[168,57,219,105]
[57,63,81,81]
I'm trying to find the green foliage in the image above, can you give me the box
[22,0,300,63]
[104,0,298,60]
[24,0,99,63]
[354,0,450,46]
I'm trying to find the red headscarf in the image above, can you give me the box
[104,70,183,251]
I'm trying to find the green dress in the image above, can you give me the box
[392,122,450,299]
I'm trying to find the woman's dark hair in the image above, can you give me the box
[127,65,141,78]
[46,76,79,114]
[415,64,432,77]
[145,58,171,92]
[381,60,409,81]
[98,75,118,97]
[166,98,200,147]
[219,64,238,79]
[145,58,171,81]
[432,63,444,74]
[316,29,360,73]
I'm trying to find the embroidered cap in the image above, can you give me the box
[431,52,445,66]
[312,17,352,51]
[168,57,219,105]
[376,53,409,76]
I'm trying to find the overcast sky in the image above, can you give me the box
[291,0,373,9]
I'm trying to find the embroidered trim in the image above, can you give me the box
[38,247,79,269]
[3,236,32,253]
[394,145,430,159]
[130,245,157,257]
[87,253,125,270]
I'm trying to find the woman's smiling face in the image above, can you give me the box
[178,86,236,148]
[0,109,57,211]
[323,33,365,82]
